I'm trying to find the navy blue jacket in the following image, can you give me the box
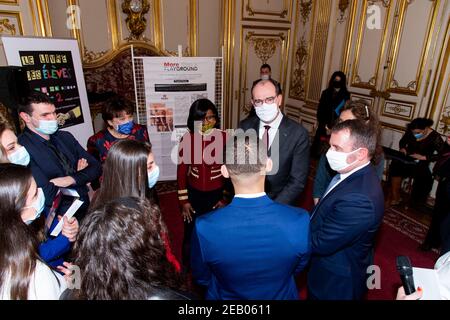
[191,195,310,300]
[18,128,102,209]
[307,165,384,300]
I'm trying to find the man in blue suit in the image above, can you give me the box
[191,134,311,300]
[307,120,384,300]
[18,92,102,220]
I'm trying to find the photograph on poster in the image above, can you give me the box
[149,103,174,132]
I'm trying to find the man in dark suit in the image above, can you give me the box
[18,92,102,220]
[239,79,310,205]
[191,135,310,300]
[307,120,384,300]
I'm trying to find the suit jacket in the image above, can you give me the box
[239,115,310,205]
[307,164,384,300]
[19,128,102,210]
[191,195,310,300]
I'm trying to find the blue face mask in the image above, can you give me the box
[414,133,425,140]
[35,119,59,135]
[8,146,30,167]
[148,166,160,189]
[24,188,45,225]
[116,120,134,135]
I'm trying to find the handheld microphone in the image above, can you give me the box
[396,256,416,295]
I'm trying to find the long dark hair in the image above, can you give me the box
[91,139,152,210]
[187,99,220,133]
[328,71,349,93]
[0,164,40,299]
[73,197,180,300]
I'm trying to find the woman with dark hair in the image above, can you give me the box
[177,99,228,270]
[60,197,187,300]
[389,118,445,206]
[90,139,180,271]
[87,96,150,164]
[311,71,351,158]
[0,123,79,268]
[0,164,66,299]
[313,100,384,204]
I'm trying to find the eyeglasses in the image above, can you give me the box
[252,96,277,107]
[204,115,216,122]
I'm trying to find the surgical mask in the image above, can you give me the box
[23,188,45,225]
[255,103,279,123]
[35,119,59,135]
[201,122,215,134]
[261,75,270,80]
[148,166,160,188]
[326,148,361,172]
[115,120,134,135]
[8,146,30,167]
[414,133,425,140]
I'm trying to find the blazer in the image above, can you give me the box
[307,164,384,300]
[239,115,310,205]
[191,195,311,300]
[18,128,102,209]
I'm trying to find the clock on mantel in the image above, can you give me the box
[122,0,150,41]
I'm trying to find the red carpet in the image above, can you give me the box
[156,182,439,300]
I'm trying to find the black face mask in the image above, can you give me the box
[333,80,342,89]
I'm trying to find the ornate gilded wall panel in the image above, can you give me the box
[0,10,23,35]
[381,99,416,121]
[238,26,290,123]
[289,0,314,101]
[242,0,293,23]
[350,93,375,108]
[305,0,332,105]
[0,0,18,5]
[350,0,391,90]
[386,0,440,96]
[430,19,450,135]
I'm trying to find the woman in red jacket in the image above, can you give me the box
[177,99,228,271]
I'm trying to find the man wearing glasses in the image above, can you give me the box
[239,79,310,206]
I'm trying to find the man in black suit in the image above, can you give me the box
[239,79,310,206]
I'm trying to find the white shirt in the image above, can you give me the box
[235,192,267,199]
[258,112,283,149]
[322,161,371,199]
[1,260,66,300]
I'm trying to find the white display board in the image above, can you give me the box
[1,36,93,148]
[140,57,218,181]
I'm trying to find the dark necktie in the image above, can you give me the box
[46,140,75,176]
[263,125,271,152]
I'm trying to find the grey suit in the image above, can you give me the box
[239,114,310,205]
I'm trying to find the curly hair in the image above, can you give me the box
[73,197,181,300]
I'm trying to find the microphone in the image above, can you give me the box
[396,256,416,295]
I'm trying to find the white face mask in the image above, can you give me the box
[255,103,279,123]
[261,74,270,80]
[326,148,361,172]
[8,146,31,167]
[23,188,45,225]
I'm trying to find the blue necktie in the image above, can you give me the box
[323,174,341,197]
[310,174,341,220]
